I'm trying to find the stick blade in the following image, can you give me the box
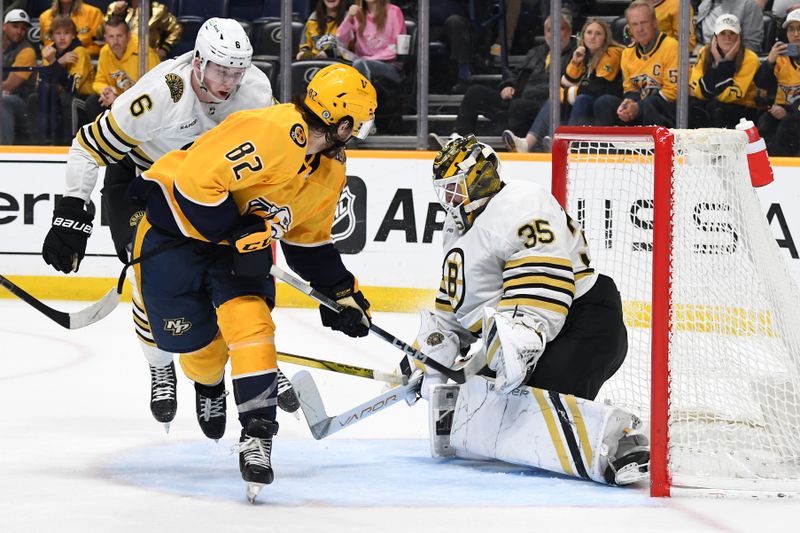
[68,288,121,329]
[291,370,333,440]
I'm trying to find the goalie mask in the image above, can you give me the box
[432,135,503,233]
[193,18,252,102]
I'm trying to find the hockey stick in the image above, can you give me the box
[291,369,422,439]
[277,350,407,385]
[270,265,478,384]
[0,274,120,329]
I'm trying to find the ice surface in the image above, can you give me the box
[0,300,797,532]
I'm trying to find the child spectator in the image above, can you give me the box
[594,0,678,128]
[106,0,183,60]
[503,18,622,152]
[39,0,104,57]
[84,16,160,121]
[689,14,761,129]
[754,9,800,156]
[28,15,94,145]
[297,0,350,60]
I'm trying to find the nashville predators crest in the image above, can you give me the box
[165,73,184,103]
[290,123,307,147]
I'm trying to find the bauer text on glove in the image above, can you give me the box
[41,196,94,274]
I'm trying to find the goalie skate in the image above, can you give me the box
[604,429,651,486]
[428,384,460,458]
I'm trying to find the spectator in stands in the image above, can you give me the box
[297,0,351,60]
[504,18,622,152]
[431,10,576,148]
[652,0,696,50]
[3,2,30,16]
[83,16,159,122]
[336,0,406,85]
[754,8,800,156]
[27,15,94,145]
[594,0,678,128]
[1,9,35,144]
[697,0,764,53]
[431,0,473,93]
[39,0,104,57]
[689,14,762,128]
[106,0,182,60]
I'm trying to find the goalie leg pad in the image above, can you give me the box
[413,310,461,400]
[428,384,460,458]
[450,376,648,484]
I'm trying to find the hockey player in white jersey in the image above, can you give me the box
[414,135,649,486]
[40,18,297,434]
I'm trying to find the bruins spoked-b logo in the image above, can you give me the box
[164,73,184,103]
[164,317,192,335]
[442,248,466,311]
[290,123,307,147]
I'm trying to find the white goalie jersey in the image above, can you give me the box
[64,51,274,202]
[433,180,598,348]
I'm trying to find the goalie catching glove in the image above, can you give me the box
[229,214,274,277]
[41,196,94,274]
[484,308,545,394]
[313,273,371,338]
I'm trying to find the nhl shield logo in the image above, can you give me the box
[332,176,367,254]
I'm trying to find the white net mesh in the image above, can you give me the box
[562,129,800,493]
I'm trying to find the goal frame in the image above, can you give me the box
[551,126,675,497]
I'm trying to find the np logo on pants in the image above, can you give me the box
[164,318,192,335]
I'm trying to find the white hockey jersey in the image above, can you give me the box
[64,51,274,202]
[433,180,598,348]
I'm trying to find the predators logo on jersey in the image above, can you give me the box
[628,73,661,98]
[165,73,184,103]
[290,123,307,147]
[246,197,293,240]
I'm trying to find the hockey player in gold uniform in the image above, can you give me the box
[129,64,377,501]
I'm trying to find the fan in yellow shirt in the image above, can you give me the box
[39,0,104,57]
[84,15,160,122]
[29,15,94,144]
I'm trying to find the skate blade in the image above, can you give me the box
[246,482,264,503]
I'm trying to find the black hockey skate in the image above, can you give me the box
[195,381,227,441]
[603,431,651,486]
[149,362,177,430]
[276,369,300,414]
[237,417,279,503]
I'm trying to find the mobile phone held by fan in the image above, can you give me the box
[781,43,799,57]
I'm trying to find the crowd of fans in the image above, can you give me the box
[2,0,799,155]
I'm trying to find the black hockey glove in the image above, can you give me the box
[313,274,372,338]
[229,214,273,277]
[41,196,94,274]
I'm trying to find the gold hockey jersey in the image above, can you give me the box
[142,103,345,247]
[689,47,760,108]
[431,180,598,349]
[621,32,679,102]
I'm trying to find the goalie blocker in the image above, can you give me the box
[430,378,650,486]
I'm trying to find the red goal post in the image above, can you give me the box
[551,126,800,498]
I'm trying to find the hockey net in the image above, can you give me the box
[551,127,800,497]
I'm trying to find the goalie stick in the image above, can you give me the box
[291,369,423,439]
[277,350,407,384]
[0,274,120,329]
[270,265,480,384]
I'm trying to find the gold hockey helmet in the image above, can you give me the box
[432,134,503,232]
[304,64,377,140]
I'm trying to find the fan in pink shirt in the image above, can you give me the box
[336,0,406,84]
